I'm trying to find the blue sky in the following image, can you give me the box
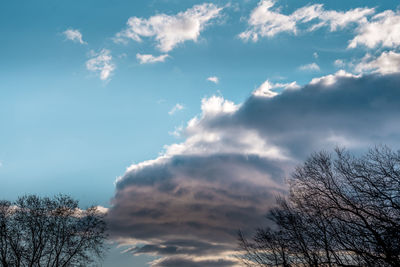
[1,0,400,266]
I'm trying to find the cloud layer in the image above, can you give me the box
[107,72,400,265]
[115,3,223,52]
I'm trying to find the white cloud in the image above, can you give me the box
[239,0,296,41]
[299,6,374,32]
[310,69,360,86]
[86,49,116,81]
[239,0,374,41]
[168,125,184,138]
[334,59,345,68]
[299,62,320,71]
[349,10,400,49]
[313,52,319,59]
[136,53,169,64]
[198,95,239,116]
[94,206,109,214]
[63,29,86,44]
[207,76,219,84]
[168,103,184,115]
[355,51,400,74]
[253,80,300,98]
[115,3,223,52]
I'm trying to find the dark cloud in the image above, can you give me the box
[107,73,400,266]
[151,257,236,267]
[129,239,230,256]
[108,154,286,245]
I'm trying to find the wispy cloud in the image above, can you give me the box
[299,62,320,71]
[168,104,184,115]
[207,76,219,84]
[253,79,300,98]
[334,59,345,68]
[239,0,374,41]
[115,3,223,52]
[136,53,169,64]
[168,125,184,138]
[63,29,86,44]
[86,49,115,81]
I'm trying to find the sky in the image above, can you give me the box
[1,0,400,266]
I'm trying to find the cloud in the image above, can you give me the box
[253,79,300,98]
[349,10,400,49]
[94,206,109,214]
[169,125,184,138]
[109,153,287,265]
[136,53,169,64]
[239,0,296,41]
[334,59,345,68]
[118,53,127,59]
[299,62,320,71]
[239,0,374,41]
[63,29,86,44]
[168,104,184,115]
[313,52,319,59]
[129,240,236,262]
[309,69,360,86]
[207,76,219,84]
[107,71,400,265]
[115,3,223,52]
[355,51,400,74]
[150,256,238,267]
[86,49,115,81]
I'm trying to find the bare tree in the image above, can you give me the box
[0,194,108,267]
[239,146,400,267]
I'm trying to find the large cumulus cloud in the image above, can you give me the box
[107,72,400,266]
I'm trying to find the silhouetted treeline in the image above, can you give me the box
[0,194,107,267]
[239,146,400,267]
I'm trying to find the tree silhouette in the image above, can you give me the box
[0,194,107,267]
[239,146,400,267]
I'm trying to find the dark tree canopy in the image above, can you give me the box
[0,194,107,267]
[239,146,400,267]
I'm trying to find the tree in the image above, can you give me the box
[239,146,400,267]
[0,194,108,267]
